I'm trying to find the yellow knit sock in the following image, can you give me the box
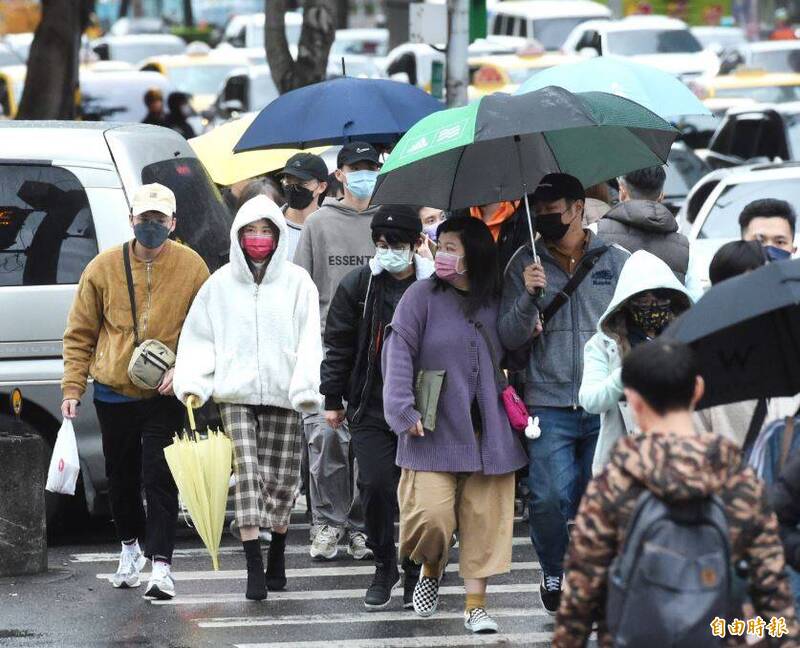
[422,563,440,579]
[465,593,486,612]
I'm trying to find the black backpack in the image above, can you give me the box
[606,491,738,647]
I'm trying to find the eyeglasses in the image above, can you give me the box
[376,243,411,253]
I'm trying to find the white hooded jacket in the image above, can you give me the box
[174,195,322,412]
[579,250,692,474]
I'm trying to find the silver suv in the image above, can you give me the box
[0,121,231,528]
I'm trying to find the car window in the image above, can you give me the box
[750,49,800,73]
[534,17,603,51]
[492,15,504,36]
[607,29,703,56]
[167,63,241,97]
[505,17,516,36]
[140,158,232,271]
[699,178,800,239]
[0,165,98,286]
[575,30,600,54]
[519,19,527,39]
[664,149,709,199]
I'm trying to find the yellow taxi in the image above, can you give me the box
[139,42,250,113]
[692,68,800,107]
[468,47,581,99]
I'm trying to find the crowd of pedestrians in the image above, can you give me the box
[60,152,800,643]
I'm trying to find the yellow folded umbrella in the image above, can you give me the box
[190,115,328,186]
[164,397,232,570]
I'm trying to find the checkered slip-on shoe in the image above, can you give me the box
[464,607,499,634]
[412,575,440,618]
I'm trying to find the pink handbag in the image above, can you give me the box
[475,322,529,433]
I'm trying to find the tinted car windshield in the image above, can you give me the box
[141,157,232,271]
[167,63,240,96]
[750,49,800,73]
[534,17,603,51]
[607,29,703,56]
[714,84,800,104]
[0,164,98,286]
[699,178,800,239]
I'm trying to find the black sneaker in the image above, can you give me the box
[539,573,562,616]
[364,562,400,610]
[402,560,421,610]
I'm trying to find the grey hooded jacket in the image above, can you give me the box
[498,233,629,408]
[597,200,690,283]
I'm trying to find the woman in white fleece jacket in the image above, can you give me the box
[174,195,322,602]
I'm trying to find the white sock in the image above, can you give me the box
[121,540,140,555]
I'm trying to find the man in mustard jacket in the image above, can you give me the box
[61,183,209,600]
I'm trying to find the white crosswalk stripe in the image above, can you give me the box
[79,513,552,647]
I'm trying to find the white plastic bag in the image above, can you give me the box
[45,419,80,495]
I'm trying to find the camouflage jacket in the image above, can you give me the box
[553,430,800,648]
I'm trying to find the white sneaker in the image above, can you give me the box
[347,531,373,561]
[464,607,499,634]
[111,544,147,589]
[309,523,323,543]
[144,562,175,600]
[309,525,342,560]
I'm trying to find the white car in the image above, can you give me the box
[221,12,303,50]
[686,162,800,299]
[488,0,610,51]
[740,41,800,74]
[691,26,747,54]
[562,15,720,81]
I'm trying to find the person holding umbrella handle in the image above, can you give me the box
[499,173,630,616]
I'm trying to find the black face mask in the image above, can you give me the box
[285,184,315,210]
[536,212,571,241]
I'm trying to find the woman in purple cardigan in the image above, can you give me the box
[382,216,528,634]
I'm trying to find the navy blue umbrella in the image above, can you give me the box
[234,76,444,152]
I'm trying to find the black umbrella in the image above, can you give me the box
[665,259,800,409]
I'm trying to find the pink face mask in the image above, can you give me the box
[241,235,275,262]
[434,251,465,282]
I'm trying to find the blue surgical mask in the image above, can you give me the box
[765,245,792,262]
[345,170,378,200]
[376,247,412,274]
[423,223,440,242]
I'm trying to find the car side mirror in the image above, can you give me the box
[579,47,599,59]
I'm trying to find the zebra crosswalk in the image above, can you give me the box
[71,511,554,647]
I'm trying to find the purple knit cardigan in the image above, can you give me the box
[381,279,528,475]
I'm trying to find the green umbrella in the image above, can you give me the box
[372,86,677,251]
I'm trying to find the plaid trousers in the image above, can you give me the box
[219,403,302,529]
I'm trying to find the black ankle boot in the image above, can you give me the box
[243,539,267,601]
[265,531,287,591]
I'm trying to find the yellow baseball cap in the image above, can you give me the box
[131,183,177,217]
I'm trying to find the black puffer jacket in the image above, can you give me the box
[321,260,433,424]
[771,449,800,571]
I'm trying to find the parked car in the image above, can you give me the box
[207,65,279,124]
[740,40,800,74]
[221,12,303,50]
[488,0,610,51]
[91,33,187,66]
[676,167,733,234]
[330,28,390,58]
[140,43,250,112]
[691,25,747,55]
[384,37,526,90]
[109,17,167,36]
[685,162,800,297]
[692,69,800,106]
[468,49,581,98]
[0,65,172,122]
[562,15,720,81]
[663,141,711,216]
[0,122,232,528]
[702,102,800,170]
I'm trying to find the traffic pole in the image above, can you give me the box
[446,0,469,107]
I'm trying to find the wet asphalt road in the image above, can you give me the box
[0,510,554,648]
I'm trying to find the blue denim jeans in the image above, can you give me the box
[527,406,600,577]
